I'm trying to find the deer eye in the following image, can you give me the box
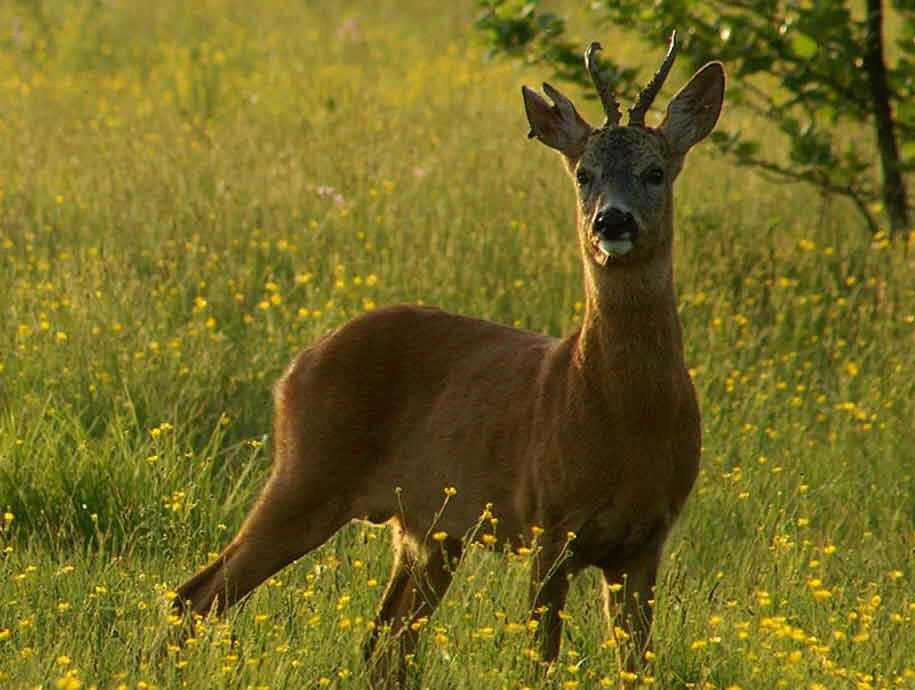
[576,169,592,187]
[642,167,664,185]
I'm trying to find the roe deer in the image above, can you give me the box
[173,32,724,688]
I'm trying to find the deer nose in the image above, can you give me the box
[594,207,638,241]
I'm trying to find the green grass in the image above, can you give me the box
[1,1,913,688]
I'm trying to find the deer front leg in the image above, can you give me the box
[600,537,664,670]
[528,543,571,665]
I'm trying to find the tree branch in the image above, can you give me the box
[737,155,880,234]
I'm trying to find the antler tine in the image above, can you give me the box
[585,41,621,128]
[629,30,678,126]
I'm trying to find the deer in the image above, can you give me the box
[171,33,724,688]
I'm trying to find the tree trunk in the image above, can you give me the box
[863,0,910,237]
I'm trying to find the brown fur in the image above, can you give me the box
[173,47,725,688]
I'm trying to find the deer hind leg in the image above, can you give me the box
[175,469,351,619]
[362,529,413,663]
[600,530,666,670]
[175,373,358,620]
[364,529,462,690]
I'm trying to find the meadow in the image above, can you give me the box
[1,1,913,688]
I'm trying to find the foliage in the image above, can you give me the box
[0,1,914,688]
[475,0,915,237]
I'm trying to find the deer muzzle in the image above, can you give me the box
[593,206,639,259]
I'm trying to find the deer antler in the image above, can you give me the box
[629,31,678,126]
[585,42,622,128]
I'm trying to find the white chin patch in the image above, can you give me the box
[597,236,634,258]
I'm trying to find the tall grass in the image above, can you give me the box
[0,1,912,688]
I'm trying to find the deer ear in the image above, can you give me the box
[522,82,592,161]
[660,62,725,155]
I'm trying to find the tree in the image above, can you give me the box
[476,0,914,238]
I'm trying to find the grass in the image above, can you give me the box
[0,1,913,688]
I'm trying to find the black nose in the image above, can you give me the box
[594,207,639,241]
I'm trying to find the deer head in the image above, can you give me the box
[522,33,725,268]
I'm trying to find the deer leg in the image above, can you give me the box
[365,534,462,690]
[600,534,665,670]
[362,530,413,664]
[175,471,350,618]
[528,543,571,666]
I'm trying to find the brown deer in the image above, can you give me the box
[173,33,724,688]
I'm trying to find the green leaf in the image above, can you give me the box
[790,32,818,59]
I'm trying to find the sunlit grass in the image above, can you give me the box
[1,0,913,688]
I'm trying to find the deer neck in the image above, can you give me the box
[574,246,684,380]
